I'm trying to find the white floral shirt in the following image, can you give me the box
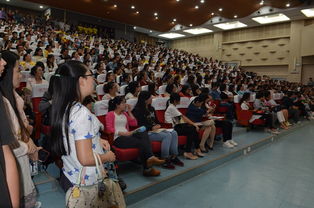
[61,103,104,186]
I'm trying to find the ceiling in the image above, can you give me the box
[21,0,307,32]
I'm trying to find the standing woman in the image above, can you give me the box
[0,52,20,208]
[133,91,184,169]
[1,50,41,208]
[50,61,119,206]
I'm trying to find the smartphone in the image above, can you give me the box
[38,149,50,162]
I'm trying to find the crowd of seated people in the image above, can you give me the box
[0,8,314,207]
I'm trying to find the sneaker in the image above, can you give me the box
[162,159,175,169]
[143,168,161,177]
[229,140,238,146]
[223,141,234,148]
[146,156,165,168]
[171,156,184,167]
[34,202,42,208]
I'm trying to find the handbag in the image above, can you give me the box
[66,153,126,208]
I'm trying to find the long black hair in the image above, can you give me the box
[166,92,180,108]
[125,81,139,95]
[240,92,251,104]
[134,91,151,113]
[0,50,30,142]
[50,60,89,157]
[108,96,125,112]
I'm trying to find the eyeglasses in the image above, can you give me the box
[81,74,94,78]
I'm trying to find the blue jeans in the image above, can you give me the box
[148,130,178,158]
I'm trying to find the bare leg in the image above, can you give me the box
[200,126,211,151]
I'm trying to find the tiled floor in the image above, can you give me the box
[129,124,314,208]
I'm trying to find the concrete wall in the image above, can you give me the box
[170,21,314,83]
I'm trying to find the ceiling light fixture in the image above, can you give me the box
[173,18,177,22]
[189,24,193,27]
[155,16,159,19]
[286,3,290,7]
[136,11,139,14]
[260,0,264,5]
[131,5,135,9]
[211,12,215,15]
[301,8,314,17]
[214,21,247,30]
[6,0,10,2]
[154,12,158,16]
[133,26,137,29]
[234,15,238,18]
[176,0,180,2]
[150,30,152,33]
[184,28,213,35]
[39,5,44,9]
[200,0,205,3]
[113,4,117,8]
[252,13,290,24]
[158,33,185,39]
[219,8,223,12]
[195,5,199,9]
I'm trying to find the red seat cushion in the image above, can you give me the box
[178,135,187,146]
[112,146,139,162]
[32,97,42,113]
[151,141,161,153]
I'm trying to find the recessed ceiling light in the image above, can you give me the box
[150,30,152,33]
[136,11,139,14]
[252,13,290,24]
[234,15,238,18]
[154,12,158,16]
[184,28,213,35]
[176,0,180,1]
[39,5,44,9]
[155,16,159,19]
[195,5,199,9]
[133,26,137,29]
[214,21,247,30]
[113,4,117,8]
[158,33,185,39]
[6,0,10,2]
[260,0,264,5]
[219,8,223,12]
[173,18,177,22]
[189,24,193,27]
[200,0,205,3]
[211,12,215,15]
[286,3,290,7]
[301,8,314,17]
[131,5,135,9]
[171,21,175,24]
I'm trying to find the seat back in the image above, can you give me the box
[97,74,107,84]
[158,85,167,95]
[126,98,138,111]
[119,85,128,95]
[31,83,49,112]
[141,85,148,91]
[96,84,105,100]
[152,97,169,123]
[94,100,109,117]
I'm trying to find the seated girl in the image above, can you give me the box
[133,91,184,169]
[106,96,165,176]
[165,93,204,160]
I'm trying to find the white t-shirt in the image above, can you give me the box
[114,112,128,139]
[62,103,105,186]
[241,101,250,110]
[165,104,182,125]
